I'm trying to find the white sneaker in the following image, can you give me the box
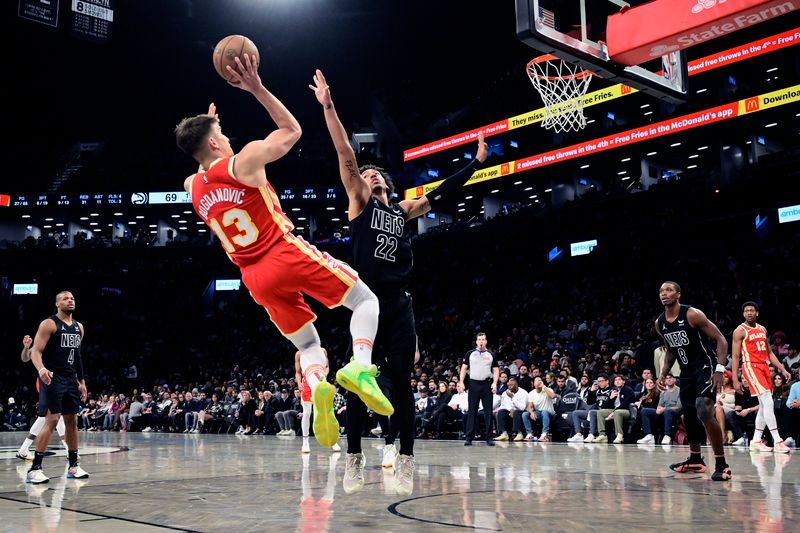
[26,469,49,484]
[661,436,672,445]
[142,427,152,432]
[16,449,32,461]
[773,440,791,454]
[343,453,366,494]
[278,429,289,436]
[750,439,773,452]
[394,454,415,496]
[583,434,596,443]
[235,427,243,435]
[732,436,747,446]
[613,434,625,444]
[495,432,509,441]
[183,429,190,433]
[370,427,383,437]
[331,442,341,452]
[637,434,655,444]
[382,444,398,468]
[301,438,311,454]
[567,433,584,443]
[67,464,90,479]
[784,437,795,448]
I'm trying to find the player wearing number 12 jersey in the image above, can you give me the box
[655,281,731,481]
[175,53,393,450]
[731,302,792,453]
[310,69,487,495]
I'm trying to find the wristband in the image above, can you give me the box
[38,367,47,375]
[715,364,726,373]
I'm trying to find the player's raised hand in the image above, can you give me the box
[476,131,488,163]
[226,53,263,93]
[309,69,333,108]
[22,335,32,349]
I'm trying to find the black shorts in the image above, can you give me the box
[373,290,417,386]
[679,366,714,406]
[42,374,81,415]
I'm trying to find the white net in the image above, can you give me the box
[527,56,593,133]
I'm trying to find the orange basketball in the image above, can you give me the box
[213,35,260,81]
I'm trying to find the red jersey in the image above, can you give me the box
[190,157,294,267]
[740,322,769,365]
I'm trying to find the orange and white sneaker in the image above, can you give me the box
[773,440,791,454]
[750,439,773,453]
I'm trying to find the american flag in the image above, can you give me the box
[539,7,555,28]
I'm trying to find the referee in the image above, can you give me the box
[459,332,499,446]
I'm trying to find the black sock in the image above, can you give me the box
[690,452,703,464]
[715,456,727,470]
[31,451,45,470]
[68,450,79,467]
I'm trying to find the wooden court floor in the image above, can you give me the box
[1,432,798,532]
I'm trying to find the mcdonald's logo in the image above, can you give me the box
[745,97,760,112]
[415,186,424,197]
[621,85,632,95]
[501,163,511,175]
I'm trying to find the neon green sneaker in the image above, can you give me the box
[312,380,339,448]
[336,360,394,416]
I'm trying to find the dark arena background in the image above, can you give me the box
[2,0,800,531]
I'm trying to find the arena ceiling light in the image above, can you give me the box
[136,215,145,219]
[766,67,778,72]
[458,208,465,212]
[56,223,64,227]
[331,218,340,222]
[621,176,631,181]
[80,216,89,221]
[21,214,30,218]
[89,222,98,226]
[696,88,707,94]
[689,154,699,159]
[458,202,465,207]
[183,210,192,214]
[149,224,157,228]
[326,207,335,210]
[178,220,187,224]
[43,225,52,228]
[465,195,473,199]
[618,171,627,175]
[90,213,99,217]
[196,221,204,225]
[525,187,533,191]
[178,226,187,230]
[128,221,137,225]
[530,194,538,198]
[687,165,698,169]
[621,158,631,162]
[647,151,657,156]
[198,229,207,233]
[765,123,778,128]
[514,181,523,185]
[45,217,53,221]
[114,212,123,216]
[291,208,301,212]
[490,189,499,194]
[586,119,596,124]
[150,230,157,234]
[697,146,709,151]
[92,229,101,232]
[670,142,681,147]
[171,214,180,218]
[297,217,307,221]
[640,104,650,109]
[544,188,552,193]
[644,111,653,116]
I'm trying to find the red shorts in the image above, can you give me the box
[742,362,772,396]
[241,233,358,335]
[301,379,312,403]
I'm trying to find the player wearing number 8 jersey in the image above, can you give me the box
[175,53,393,451]
[731,302,792,453]
[656,282,731,480]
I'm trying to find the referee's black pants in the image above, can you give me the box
[465,379,494,441]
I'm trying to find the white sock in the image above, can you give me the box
[342,280,379,367]
[301,403,312,437]
[757,392,780,442]
[20,438,33,452]
[286,324,327,392]
[769,428,783,443]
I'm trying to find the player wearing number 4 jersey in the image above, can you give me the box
[731,302,792,454]
[309,69,487,495]
[655,282,732,481]
[175,53,393,451]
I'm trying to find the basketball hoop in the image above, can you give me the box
[527,55,593,133]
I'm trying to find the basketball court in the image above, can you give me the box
[4,0,800,531]
[0,433,798,531]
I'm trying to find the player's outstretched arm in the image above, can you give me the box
[229,54,302,186]
[309,69,370,214]
[401,132,488,220]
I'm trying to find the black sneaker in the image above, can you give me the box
[464,440,473,446]
[486,439,495,447]
[711,465,732,481]
[669,457,707,473]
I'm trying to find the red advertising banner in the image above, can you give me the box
[607,0,797,66]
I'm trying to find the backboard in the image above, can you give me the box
[515,0,689,103]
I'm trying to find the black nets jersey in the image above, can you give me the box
[656,304,714,375]
[350,196,413,290]
[43,315,82,378]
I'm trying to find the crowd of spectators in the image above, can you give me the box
[2,167,800,450]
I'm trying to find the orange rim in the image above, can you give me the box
[527,55,593,82]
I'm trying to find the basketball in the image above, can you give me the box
[213,35,260,81]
